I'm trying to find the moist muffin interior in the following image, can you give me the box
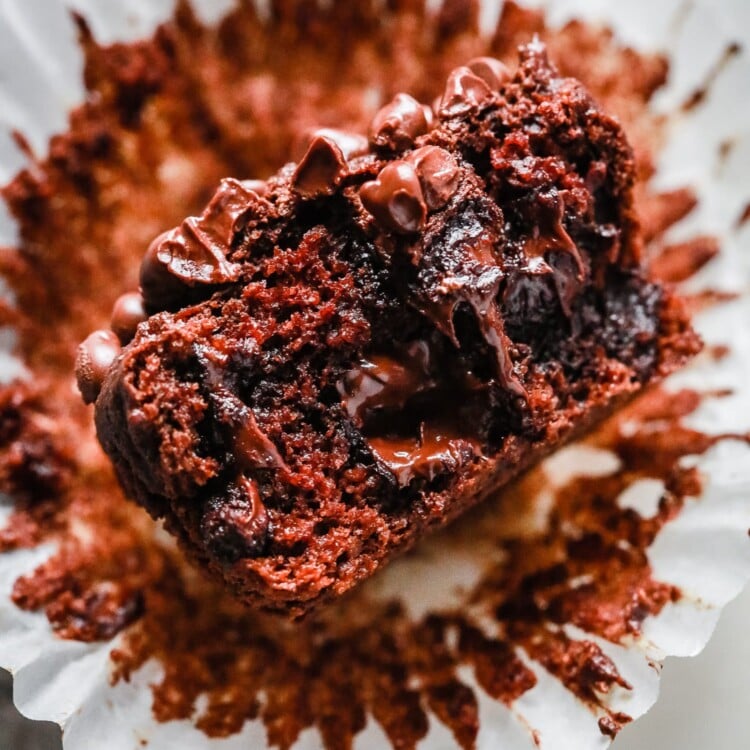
[87,43,699,616]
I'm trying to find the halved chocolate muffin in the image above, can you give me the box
[78,43,699,616]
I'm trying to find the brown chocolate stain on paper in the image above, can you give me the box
[0,1,743,748]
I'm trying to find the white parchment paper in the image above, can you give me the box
[0,1,748,748]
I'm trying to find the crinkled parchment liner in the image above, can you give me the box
[0,0,749,748]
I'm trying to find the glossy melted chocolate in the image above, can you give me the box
[338,341,484,484]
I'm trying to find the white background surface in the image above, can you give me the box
[1,586,749,748]
[616,584,750,748]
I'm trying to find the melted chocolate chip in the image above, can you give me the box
[75,329,121,404]
[523,191,581,266]
[202,177,268,246]
[473,304,525,398]
[291,135,347,198]
[140,223,242,312]
[234,408,286,471]
[420,292,523,398]
[193,342,288,474]
[306,128,369,160]
[466,57,512,90]
[110,291,148,343]
[339,342,434,422]
[438,66,494,118]
[359,161,427,234]
[405,146,460,211]
[201,477,269,562]
[369,93,431,151]
[369,426,479,487]
[522,190,584,317]
[139,178,254,312]
[240,178,269,197]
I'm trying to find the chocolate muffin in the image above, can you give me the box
[77,43,699,616]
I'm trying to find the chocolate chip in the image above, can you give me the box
[405,146,460,210]
[423,104,435,130]
[306,128,369,160]
[438,66,494,118]
[140,231,192,311]
[139,222,242,313]
[202,177,267,246]
[240,178,269,197]
[204,380,288,472]
[369,93,430,151]
[75,329,121,404]
[201,477,269,562]
[291,135,347,198]
[466,56,512,90]
[360,161,427,234]
[141,179,259,313]
[111,291,148,344]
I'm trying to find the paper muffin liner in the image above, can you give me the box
[0,0,749,748]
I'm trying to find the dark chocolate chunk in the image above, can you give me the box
[369,426,480,487]
[466,56,512,90]
[438,66,493,118]
[201,477,269,562]
[75,329,121,404]
[359,161,427,234]
[405,146,460,210]
[339,341,434,422]
[111,291,148,344]
[291,135,347,198]
[369,93,431,151]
